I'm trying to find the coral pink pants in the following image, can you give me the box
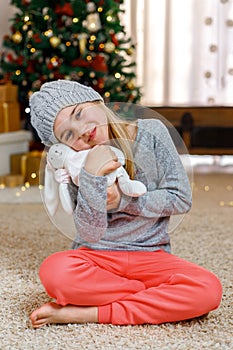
[39,248,222,325]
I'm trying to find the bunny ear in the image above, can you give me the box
[44,164,60,216]
[110,146,125,166]
[59,183,75,215]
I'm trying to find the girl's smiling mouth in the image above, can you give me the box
[88,127,96,142]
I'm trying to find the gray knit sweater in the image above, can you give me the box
[70,119,192,253]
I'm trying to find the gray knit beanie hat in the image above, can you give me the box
[29,79,103,145]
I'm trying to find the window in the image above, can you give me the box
[123,0,233,106]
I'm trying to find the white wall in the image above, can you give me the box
[0,0,17,49]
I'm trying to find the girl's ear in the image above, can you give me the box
[43,164,60,216]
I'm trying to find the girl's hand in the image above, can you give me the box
[107,182,121,210]
[84,145,121,176]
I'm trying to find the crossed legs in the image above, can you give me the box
[30,248,222,328]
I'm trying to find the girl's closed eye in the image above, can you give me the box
[65,130,73,142]
[75,109,82,119]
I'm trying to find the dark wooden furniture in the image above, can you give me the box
[150,106,233,155]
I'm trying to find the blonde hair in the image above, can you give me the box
[101,104,136,179]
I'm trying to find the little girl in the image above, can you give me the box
[29,80,222,328]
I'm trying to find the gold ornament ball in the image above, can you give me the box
[104,42,115,53]
[49,36,61,48]
[127,47,134,55]
[126,81,135,90]
[12,31,23,44]
[104,91,110,98]
[27,30,33,38]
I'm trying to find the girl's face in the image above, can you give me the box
[53,102,109,151]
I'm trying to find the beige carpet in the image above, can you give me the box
[0,173,232,350]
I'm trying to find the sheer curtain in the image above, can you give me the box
[123,0,233,106]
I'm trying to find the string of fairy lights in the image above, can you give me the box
[0,177,232,207]
[191,182,233,207]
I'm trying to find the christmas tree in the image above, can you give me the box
[0,0,141,109]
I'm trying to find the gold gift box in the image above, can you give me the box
[0,175,6,188]
[5,174,24,188]
[0,83,18,102]
[10,151,44,186]
[0,102,21,133]
[0,174,24,188]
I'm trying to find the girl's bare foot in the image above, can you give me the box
[30,302,98,328]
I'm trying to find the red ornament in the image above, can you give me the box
[47,63,53,70]
[16,55,24,65]
[26,61,35,73]
[32,33,42,43]
[97,77,105,91]
[22,0,31,5]
[71,58,90,67]
[5,52,17,62]
[55,3,74,17]
[90,55,108,72]
[54,71,65,80]
[110,33,119,46]
[3,34,10,41]
[6,53,14,62]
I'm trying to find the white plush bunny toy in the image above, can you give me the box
[44,143,147,216]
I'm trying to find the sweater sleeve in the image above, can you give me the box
[117,120,192,218]
[71,168,109,243]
